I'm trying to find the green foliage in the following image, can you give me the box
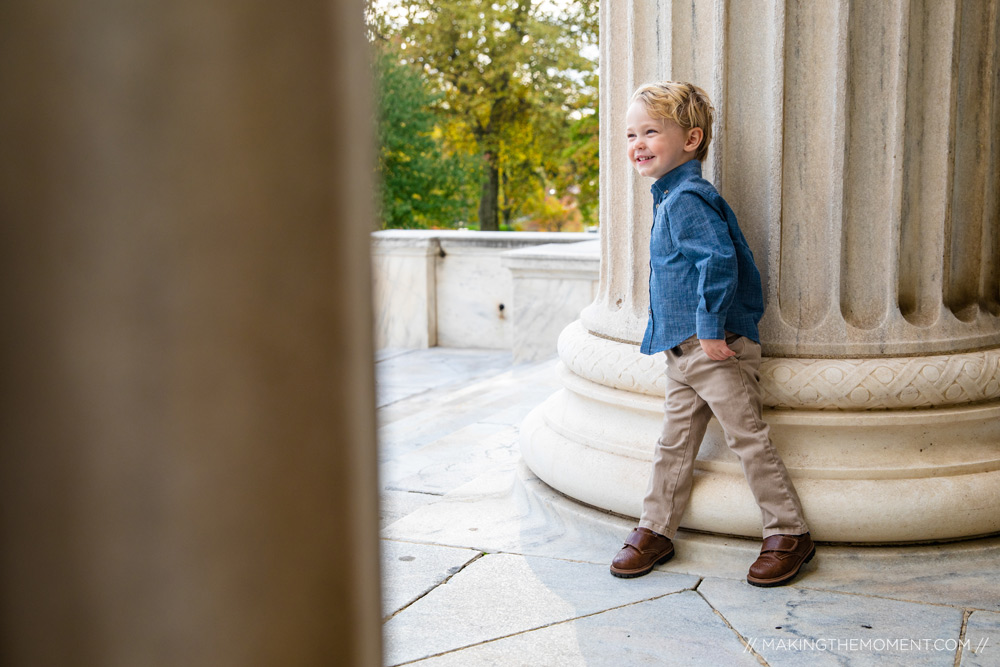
[558,73,599,227]
[373,42,480,229]
[369,0,599,231]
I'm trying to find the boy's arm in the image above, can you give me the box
[667,190,738,353]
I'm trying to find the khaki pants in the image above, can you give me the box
[638,333,809,539]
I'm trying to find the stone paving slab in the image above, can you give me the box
[476,385,562,426]
[962,611,1000,667]
[382,461,796,584]
[382,552,699,666]
[381,540,482,619]
[377,348,1000,666]
[380,489,440,529]
[382,462,631,565]
[699,577,965,666]
[384,460,1000,612]
[377,364,559,462]
[378,400,511,462]
[376,351,556,419]
[381,424,520,496]
[405,589,760,667]
[790,537,1000,613]
[376,348,514,395]
[375,349,524,426]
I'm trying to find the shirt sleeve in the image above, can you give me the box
[666,190,737,340]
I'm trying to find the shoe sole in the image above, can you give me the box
[746,546,816,587]
[609,549,674,579]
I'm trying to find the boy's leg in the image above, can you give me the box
[679,334,813,586]
[679,335,808,537]
[638,351,714,538]
[610,346,711,578]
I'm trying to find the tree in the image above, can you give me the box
[558,71,599,227]
[373,41,480,229]
[372,0,598,231]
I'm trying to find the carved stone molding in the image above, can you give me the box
[761,353,1000,410]
[559,320,1000,411]
[556,320,666,396]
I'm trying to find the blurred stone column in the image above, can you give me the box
[521,0,1000,542]
[0,1,381,665]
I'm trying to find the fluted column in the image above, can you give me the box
[0,1,381,664]
[522,0,1000,543]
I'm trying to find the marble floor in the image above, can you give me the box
[377,347,1000,667]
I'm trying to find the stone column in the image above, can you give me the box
[0,1,381,665]
[521,0,1000,542]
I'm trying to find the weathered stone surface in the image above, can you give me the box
[406,590,759,667]
[383,552,698,665]
[699,578,965,667]
[380,541,480,619]
[372,231,593,351]
[962,611,1000,667]
[501,240,599,363]
[380,348,1000,666]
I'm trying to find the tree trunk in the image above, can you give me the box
[477,155,500,231]
[501,170,512,229]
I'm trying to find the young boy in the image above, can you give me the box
[610,81,814,587]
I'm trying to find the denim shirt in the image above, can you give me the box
[640,160,764,355]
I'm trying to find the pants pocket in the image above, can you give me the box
[726,333,745,359]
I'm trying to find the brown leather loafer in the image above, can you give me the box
[747,532,815,587]
[610,527,674,578]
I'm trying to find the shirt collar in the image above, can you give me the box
[650,159,702,201]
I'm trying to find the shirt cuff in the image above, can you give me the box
[696,312,726,340]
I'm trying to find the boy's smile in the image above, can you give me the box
[625,100,702,180]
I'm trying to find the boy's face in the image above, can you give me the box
[625,100,703,180]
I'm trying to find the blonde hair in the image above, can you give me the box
[630,82,715,162]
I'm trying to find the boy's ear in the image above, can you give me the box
[685,127,704,153]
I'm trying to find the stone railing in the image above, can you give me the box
[371,230,599,361]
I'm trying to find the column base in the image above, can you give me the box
[520,353,1000,544]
